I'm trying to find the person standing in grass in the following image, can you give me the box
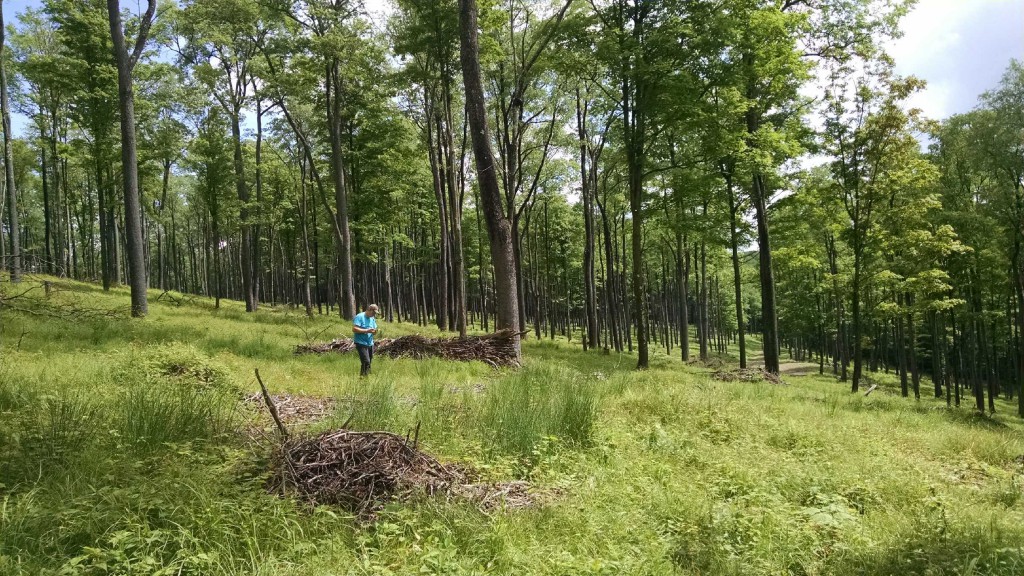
[353,304,379,377]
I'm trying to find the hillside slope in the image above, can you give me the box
[1,277,1023,575]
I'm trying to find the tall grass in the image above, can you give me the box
[117,384,235,454]
[342,378,399,432]
[480,366,599,458]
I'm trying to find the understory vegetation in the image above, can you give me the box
[1,279,1022,575]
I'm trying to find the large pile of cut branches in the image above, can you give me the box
[295,330,521,368]
[270,429,464,515]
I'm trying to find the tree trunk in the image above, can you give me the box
[577,89,599,350]
[0,4,20,284]
[327,60,356,319]
[459,0,520,357]
[725,170,746,368]
[426,97,450,331]
[625,95,648,369]
[253,100,265,309]
[448,98,469,336]
[598,194,621,352]
[229,108,255,312]
[751,172,779,374]
[851,239,864,392]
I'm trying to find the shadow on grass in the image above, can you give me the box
[831,528,1024,575]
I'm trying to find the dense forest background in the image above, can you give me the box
[0,0,1021,415]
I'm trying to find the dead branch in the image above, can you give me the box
[255,368,289,441]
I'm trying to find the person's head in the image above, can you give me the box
[366,304,379,318]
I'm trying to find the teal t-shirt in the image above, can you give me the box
[353,312,377,346]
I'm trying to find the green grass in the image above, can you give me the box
[1,275,1023,575]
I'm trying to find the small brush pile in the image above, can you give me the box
[295,330,521,368]
[242,392,337,426]
[270,429,464,515]
[712,368,783,385]
[294,338,359,355]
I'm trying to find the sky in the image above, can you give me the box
[3,0,1022,138]
[886,0,1023,119]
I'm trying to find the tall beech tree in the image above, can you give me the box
[107,0,158,316]
[0,3,21,283]
[460,0,521,356]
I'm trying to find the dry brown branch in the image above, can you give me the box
[255,369,289,440]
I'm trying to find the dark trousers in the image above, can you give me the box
[357,343,374,376]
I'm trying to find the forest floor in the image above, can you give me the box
[2,276,1024,575]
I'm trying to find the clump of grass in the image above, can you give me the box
[0,390,103,489]
[116,384,235,454]
[113,342,234,392]
[35,393,103,463]
[480,366,599,459]
[342,378,399,432]
[0,361,32,413]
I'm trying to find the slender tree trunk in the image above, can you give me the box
[678,233,690,362]
[459,0,520,356]
[851,240,864,392]
[909,307,920,400]
[725,170,746,368]
[577,89,599,350]
[253,100,265,309]
[448,99,469,336]
[598,195,621,352]
[327,61,356,319]
[751,172,779,374]
[699,241,709,361]
[224,108,253,311]
[51,108,66,277]
[41,125,54,275]
[625,102,648,369]
[426,97,450,331]
[0,5,19,284]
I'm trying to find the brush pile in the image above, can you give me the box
[295,330,521,368]
[294,338,359,355]
[271,429,464,515]
[243,392,337,426]
[712,368,783,385]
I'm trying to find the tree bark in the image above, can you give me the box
[326,61,356,319]
[459,0,520,357]
[0,3,20,284]
[725,168,746,368]
[577,89,599,350]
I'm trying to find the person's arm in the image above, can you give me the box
[353,317,376,335]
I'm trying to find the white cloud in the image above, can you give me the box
[887,0,1024,119]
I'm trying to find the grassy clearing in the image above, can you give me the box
[1,276,1023,575]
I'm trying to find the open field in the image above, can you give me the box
[1,277,1023,575]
